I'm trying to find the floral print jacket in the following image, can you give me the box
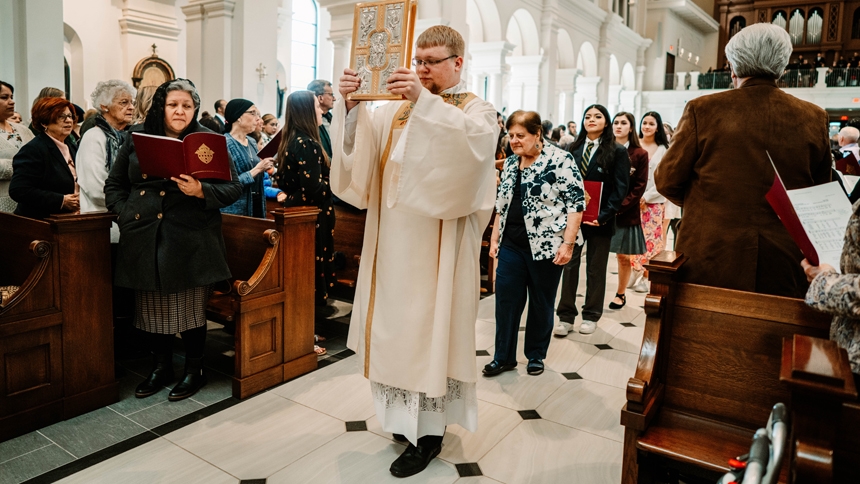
[806,199,860,373]
[496,143,586,261]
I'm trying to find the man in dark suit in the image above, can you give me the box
[655,23,832,299]
[307,79,334,158]
[212,99,227,133]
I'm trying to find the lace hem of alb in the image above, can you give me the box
[370,378,477,419]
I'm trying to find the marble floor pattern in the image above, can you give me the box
[1,255,649,484]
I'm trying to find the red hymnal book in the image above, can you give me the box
[583,181,603,224]
[257,130,282,159]
[765,171,820,265]
[133,132,232,181]
[836,153,860,175]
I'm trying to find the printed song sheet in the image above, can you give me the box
[785,182,853,271]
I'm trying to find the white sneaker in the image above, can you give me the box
[579,320,597,334]
[553,321,572,336]
[633,278,650,293]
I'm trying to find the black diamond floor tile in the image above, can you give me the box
[345,421,367,432]
[476,350,490,357]
[456,462,483,477]
[517,410,541,420]
[562,372,582,380]
[595,344,613,350]
[239,480,266,484]
[620,322,636,327]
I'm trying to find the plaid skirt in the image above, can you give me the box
[134,285,212,334]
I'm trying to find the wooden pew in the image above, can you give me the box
[780,334,860,483]
[0,212,117,442]
[332,203,366,295]
[206,207,318,398]
[620,251,832,483]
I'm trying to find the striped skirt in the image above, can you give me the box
[632,203,665,272]
[134,285,212,334]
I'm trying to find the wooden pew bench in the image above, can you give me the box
[206,208,318,399]
[0,212,117,442]
[620,251,832,483]
[780,334,860,483]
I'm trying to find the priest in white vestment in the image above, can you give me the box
[330,26,499,477]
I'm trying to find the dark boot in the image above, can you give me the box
[389,434,443,478]
[135,351,174,398]
[168,356,207,402]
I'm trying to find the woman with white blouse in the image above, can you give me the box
[0,81,35,213]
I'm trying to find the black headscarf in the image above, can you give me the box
[143,79,202,139]
[224,98,254,133]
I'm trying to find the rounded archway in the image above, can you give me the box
[609,55,620,86]
[505,9,540,56]
[577,42,598,77]
[466,0,502,43]
[557,29,575,69]
[621,63,636,90]
[63,23,84,106]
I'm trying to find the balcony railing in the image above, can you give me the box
[697,72,732,90]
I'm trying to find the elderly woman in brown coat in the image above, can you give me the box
[655,23,832,298]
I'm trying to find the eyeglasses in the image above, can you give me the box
[411,55,457,67]
[57,113,75,121]
[322,91,336,98]
[244,110,261,118]
[116,99,135,108]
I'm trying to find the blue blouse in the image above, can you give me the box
[222,134,266,217]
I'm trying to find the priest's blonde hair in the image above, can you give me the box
[417,25,464,57]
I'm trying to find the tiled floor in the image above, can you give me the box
[1,255,650,483]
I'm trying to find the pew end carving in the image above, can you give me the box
[206,208,319,399]
[620,251,832,484]
[0,212,117,442]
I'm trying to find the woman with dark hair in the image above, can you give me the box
[276,90,336,309]
[608,112,648,309]
[221,98,274,218]
[484,110,584,377]
[9,97,79,219]
[554,104,630,336]
[631,111,671,292]
[0,80,35,212]
[105,79,242,402]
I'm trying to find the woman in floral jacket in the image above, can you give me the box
[804,200,860,381]
[484,111,586,377]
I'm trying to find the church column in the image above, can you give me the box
[0,0,64,112]
[470,41,514,112]
[675,71,687,90]
[276,2,292,100]
[232,0,280,115]
[329,35,351,95]
[508,56,543,113]
[689,71,700,91]
[596,14,614,105]
[556,68,578,123]
[182,0,235,110]
[573,75,600,122]
[537,11,559,122]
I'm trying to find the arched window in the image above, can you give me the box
[789,8,805,45]
[291,0,318,93]
[807,8,823,44]
[853,7,860,39]
[729,16,746,39]
[772,10,787,30]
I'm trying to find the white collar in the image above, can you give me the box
[441,80,467,95]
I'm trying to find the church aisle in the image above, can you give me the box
[2,258,645,484]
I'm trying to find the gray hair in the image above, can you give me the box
[307,79,332,97]
[840,126,860,143]
[165,79,201,109]
[90,80,136,111]
[725,23,793,79]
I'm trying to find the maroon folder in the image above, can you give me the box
[583,181,603,224]
[257,130,282,159]
[765,171,820,266]
[133,132,232,181]
[836,152,860,176]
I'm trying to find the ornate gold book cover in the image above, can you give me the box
[348,0,417,101]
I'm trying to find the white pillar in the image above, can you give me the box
[182,0,236,111]
[329,35,351,97]
[689,71,700,91]
[537,12,558,121]
[816,66,829,89]
[508,56,542,113]
[573,75,600,122]
[231,0,280,115]
[608,85,623,115]
[0,0,65,114]
[675,71,687,91]
[470,41,514,112]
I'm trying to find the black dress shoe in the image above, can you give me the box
[168,356,207,402]
[389,436,443,478]
[608,293,626,310]
[392,433,408,443]
[135,352,174,398]
[482,360,516,376]
[527,359,544,375]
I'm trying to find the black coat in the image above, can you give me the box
[568,141,630,237]
[10,133,78,220]
[104,124,243,292]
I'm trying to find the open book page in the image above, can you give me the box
[837,171,860,195]
[786,181,853,271]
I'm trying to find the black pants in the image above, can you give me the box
[149,325,207,359]
[556,232,612,323]
[494,242,564,364]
